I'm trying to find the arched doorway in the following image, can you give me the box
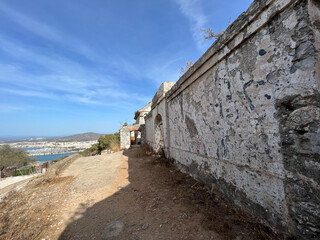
[154,114,164,153]
[129,127,142,146]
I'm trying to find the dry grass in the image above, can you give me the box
[110,139,120,152]
[31,154,79,186]
[133,144,153,157]
[0,154,80,240]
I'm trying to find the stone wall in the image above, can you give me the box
[144,0,320,238]
[145,82,175,153]
[277,0,320,237]
[120,125,131,149]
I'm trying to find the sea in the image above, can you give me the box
[32,152,77,162]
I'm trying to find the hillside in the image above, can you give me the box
[50,132,105,142]
[0,132,106,143]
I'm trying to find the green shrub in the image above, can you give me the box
[79,132,120,156]
[79,143,99,156]
[0,145,35,170]
[97,132,120,153]
[13,166,35,176]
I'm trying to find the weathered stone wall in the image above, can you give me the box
[145,82,175,153]
[144,0,320,237]
[139,124,146,145]
[120,126,131,149]
[145,113,154,147]
[277,0,320,238]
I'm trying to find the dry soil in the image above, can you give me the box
[0,147,280,240]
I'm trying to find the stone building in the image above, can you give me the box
[120,102,151,149]
[134,102,151,125]
[141,0,320,238]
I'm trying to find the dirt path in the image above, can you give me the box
[58,149,220,240]
[0,175,38,190]
[0,178,32,201]
[54,151,127,239]
[62,151,124,193]
[0,148,279,240]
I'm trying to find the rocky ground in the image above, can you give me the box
[0,147,280,240]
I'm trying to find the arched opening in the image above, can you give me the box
[154,114,164,152]
[130,129,142,146]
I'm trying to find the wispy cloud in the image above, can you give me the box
[174,0,209,51]
[111,57,142,79]
[0,3,164,110]
[0,3,60,41]
[0,2,98,61]
[0,105,25,113]
[146,57,181,85]
[0,2,147,83]
[1,88,57,99]
[0,37,151,108]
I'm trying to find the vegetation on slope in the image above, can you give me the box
[0,145,35,170]
[0,154,80,240]
[79,132,120,156]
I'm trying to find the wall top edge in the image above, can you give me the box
[165,0,288,100]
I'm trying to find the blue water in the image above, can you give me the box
[33,152,77,162]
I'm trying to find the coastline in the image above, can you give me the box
[29,150,78,157]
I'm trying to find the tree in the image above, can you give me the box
[97,133,120,153]
[0,145,35,170]
[80,132,120,156]
[79,143,99,156]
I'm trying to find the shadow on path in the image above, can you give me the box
[59,148,278,240]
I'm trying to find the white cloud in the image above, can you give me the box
[1,88,57,99]
[0,4,155,108]
[0,3,60,41]
[174,0,210,51]
[0,105,25,113]
[0,42,151,109]
[0,3,145,81]
[0,3,98,61]
[145,57,181,86]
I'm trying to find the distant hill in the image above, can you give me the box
[0,132,106,143]
[50,132,105,142]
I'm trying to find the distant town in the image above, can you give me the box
[9,140,96,156]
[0,132,104,156]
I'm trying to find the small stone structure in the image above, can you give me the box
[142,0,320,238]
[120,102,151,149]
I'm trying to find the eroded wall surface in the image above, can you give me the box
[145,0,320,237]
[120,126,131,149]
[278,0,320,237]
[145,82,175,153]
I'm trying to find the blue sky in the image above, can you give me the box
[0,0,253,137]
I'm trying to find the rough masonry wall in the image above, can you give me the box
[145,82,175,153]
[120,126,130,149]
[145,98,168,151]
[145,0,320,237]
[277,0,320,238]
[145,114,154,147]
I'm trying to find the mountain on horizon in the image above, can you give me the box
[0,132,106,143]
[49,132,105,142]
